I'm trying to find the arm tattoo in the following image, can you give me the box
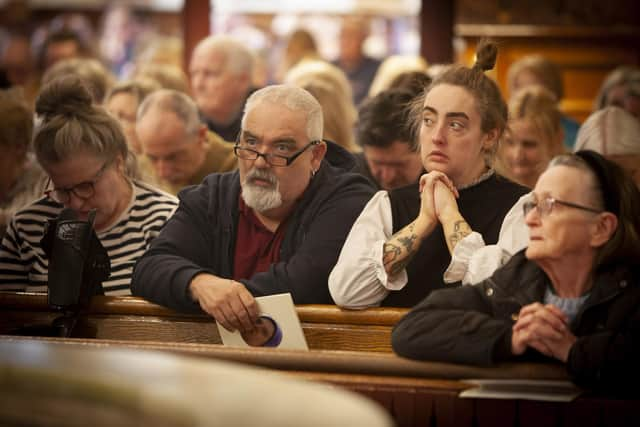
[383,223,421,276]
[448,220,472,249]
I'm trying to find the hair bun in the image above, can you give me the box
[473,39,498,73]
[35,75,93,118]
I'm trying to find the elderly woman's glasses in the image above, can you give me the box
[44,162,109,204]
[234,140,320,167]
[523,196,603,217]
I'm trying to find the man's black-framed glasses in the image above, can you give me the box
[234,140,321,167]
[44,162,109,204]
[522,196,603,217]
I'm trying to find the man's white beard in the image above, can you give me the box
[241,168,283,213]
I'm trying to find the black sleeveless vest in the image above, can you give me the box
[382,173,528,307]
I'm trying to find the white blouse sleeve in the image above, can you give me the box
[328,191,409,309]
[443,193,531,285]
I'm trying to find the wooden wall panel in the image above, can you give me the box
[456,26,640,123]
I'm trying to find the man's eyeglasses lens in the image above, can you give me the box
[234,140,319,167]
[234,147,289,167]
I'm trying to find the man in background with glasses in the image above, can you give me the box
[132,85,374,334]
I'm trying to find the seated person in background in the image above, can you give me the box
[353,88,424,191]
[497,85,565,188]
[0,76,178,295]
[189,35,255,142]
[133,63,191,95]
[104,79,160,155]
[593,66,640,120]
[37,28,92,74]
[275,29,320,83]
[368,55,429,98]
[1,33,40,108]
[387,70,431,96]
[42,57,115,104]
[0,96,48,237]
[574,106,640,188]
[333,16,381,106]
[285,59,359,152]
[507,54,579,150]
[131,85,374,333]
[329,41,529,308]
[392,151,640,393]
[135,89,237,195]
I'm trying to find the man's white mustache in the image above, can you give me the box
[245,169,278,186]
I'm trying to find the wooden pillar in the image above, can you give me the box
[182,0,211,70]
[419,0,454,64]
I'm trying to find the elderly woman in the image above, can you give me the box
[392,150,640,391]
[498,85,566,188]
[0,76,178,295]
[329,40,529,308]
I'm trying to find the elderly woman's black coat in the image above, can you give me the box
[391,250,640,392]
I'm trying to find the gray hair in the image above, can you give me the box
[594,65,640,111]
[547,154,603,210]
[137,89,201,136]
[194,35,253,76]
[242,84,323,142]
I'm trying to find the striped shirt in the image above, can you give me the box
[0,181,178,295]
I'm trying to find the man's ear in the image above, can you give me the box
[311,140,328,171]
[197,125,208,148]
[590,212,618,248]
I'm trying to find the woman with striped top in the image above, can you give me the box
[0,76,178,295]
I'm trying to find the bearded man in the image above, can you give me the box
[132,85,374,333]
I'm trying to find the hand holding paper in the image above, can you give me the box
[190,273,259,333]
[217,293,308,350]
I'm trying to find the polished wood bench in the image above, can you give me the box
[0,292,407,352]
[1,335,634,427]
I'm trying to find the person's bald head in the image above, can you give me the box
[136,89,207,185]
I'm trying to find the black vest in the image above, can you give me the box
[383,173,528,307]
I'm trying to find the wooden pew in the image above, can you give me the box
[2,293,636,427]
[0,292,406,352]
[1,335,635,427]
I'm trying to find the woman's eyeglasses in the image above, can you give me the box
[44,162,109,204]
[522,196,603,217]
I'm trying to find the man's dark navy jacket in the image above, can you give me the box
[131,142,375,312]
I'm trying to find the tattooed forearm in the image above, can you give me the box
[383,222,422,276]
[446,219,472,253]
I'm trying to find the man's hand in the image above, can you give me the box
[189,273,259,333]
[511,303,576,362]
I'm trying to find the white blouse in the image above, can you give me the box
[328,191,531,309]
